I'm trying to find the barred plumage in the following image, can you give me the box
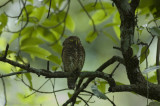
[62,36,85,89]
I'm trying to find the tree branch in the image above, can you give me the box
[109,83,160,101]
[156,38,160,84]
[110,0,160,102]
[0,71,29,78]
[63,56,123,105]
[1,78,7,106]
[0,0,12,8]
[130,0,140,11]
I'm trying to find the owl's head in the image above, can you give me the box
[63,36,81,46]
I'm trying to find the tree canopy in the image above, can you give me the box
[0,0,160,106]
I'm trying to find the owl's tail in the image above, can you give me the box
[67,77,78,89]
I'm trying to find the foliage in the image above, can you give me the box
[0,0,160,106]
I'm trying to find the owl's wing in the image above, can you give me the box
[78,45,85,71]
[62,46,78,72]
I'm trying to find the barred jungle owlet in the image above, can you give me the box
[62,36,85,89]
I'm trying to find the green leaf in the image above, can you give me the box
[52,66,59,71]
[97,81,107,93]
[51,43,62,54]
[115,81,125,85]
[104,23,119,28]
[75,100,81,104]
[86,31,98,43]
[50,29,62,53]
[21,26,34,36]
[0,37,7,51]
[25,5,35,15]
[67,92,81,104]
[9,33,19,44]
[0,13,8,28]
[148,26,160,37]
[136,25,147,35]
[67,92,72,98]
[30,6,47,21]
[66,15,75,32]
[131,44,139,57]
[139,0,160,18]
[90,9,109,25]
[0,13,8,34]
[18,5,36,23]
[17,93,33,103]
[42,14,59,27]
[103,31,119,45]
[140,46,150,64]
[148,101,160,106]
[24,73,32,91]
[47,54,61,65]
[142,66,160,74]
[91,85,107,100]
[139,0,153,8]
[148,72,157,82]
[21,37,44,47]
[113,12,120,39]
[21,46,51,60]
[37,27,57,43]
[81,2,115,13]
[28,0,33,4]
[0,53,17,73]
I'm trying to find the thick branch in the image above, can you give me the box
[130,0,140,11]
[0,70,115,86]
[0,55,123,78]
[109,83,160,101]
[112,0,160,102]
[112,0,145,83]
[156,38,160,84]
[0,56,115,85]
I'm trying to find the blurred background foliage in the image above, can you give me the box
[0,0,160,105]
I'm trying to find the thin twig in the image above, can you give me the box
[110,62,120,77]
[6,0,28,33]
[47,61,50,71]
[47,0,52,18]
[113,46,122,51]
[78,96,89,106]
[50,79,60,106]
[24,79,51,98]
[92,0,98,7]
[78,0,96,34]
[21,76,69,94]
[50,0,70,46]
[85,94,93,106]
[0,71,29,78]
[4,0,24,19]
[1,78,7,106]
[82,90,94,95]
[3,44,9,59]
[105,96,116,106]
[76,78,84,90]
[0,0,12,8]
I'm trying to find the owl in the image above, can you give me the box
[62,36,85,89]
